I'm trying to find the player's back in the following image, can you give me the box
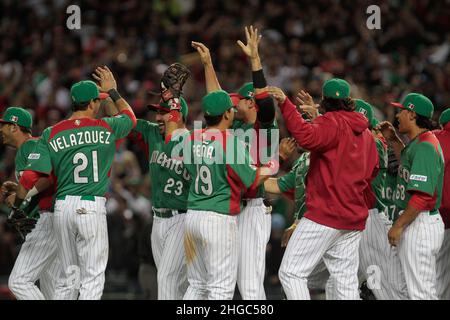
[183,129,257,215]
[29,114,134,198]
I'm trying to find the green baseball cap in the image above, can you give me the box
[355,99,374,123]
[237,82,255,100]
[439,108,450,126]
[390,93,434,119]
[147,97,189,120]
[0,107,33,130]
[202,90,236,116]
[70,80,109,104]
[371,117,380,128]
[322,78,351,99]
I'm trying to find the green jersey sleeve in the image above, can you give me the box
[407,142,441,196]
[277,167,296,192]
[25,129,53,174]
[102,112,134,139]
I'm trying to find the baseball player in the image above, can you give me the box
[271,79,379,300]
[13,67,137,300]
[128,95,191,300]
[182,90,272,300]
[192,25,278,299]
[432,108,450,300]
[234,25,278,298]
[0,107,61,300]
[355,99,408,300]
[379,93,444,300]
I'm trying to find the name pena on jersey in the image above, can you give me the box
[49,130,111,152]
[150,150,190,180]
[192,144,214,159]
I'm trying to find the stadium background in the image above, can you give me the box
[0,0,449,299]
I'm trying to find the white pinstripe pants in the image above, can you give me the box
[279,217,361,300]
[183,210,239,300]
[397,212,444,300]
[151,213,187,300]
[8,212,62,300]
[53,196,108,300]
[237,199,271,300]
[359,209,408,300]
[436,228,450,300]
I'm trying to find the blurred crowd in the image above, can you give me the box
[0,0,449,298]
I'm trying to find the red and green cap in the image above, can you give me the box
[355,99,374,122]
[70,80,109,104]
[147,97,189,120]
[237,82,255,99]
[322,78,351,99]
[439,108,450,126]
[0,107,33,130]
[202,90,236,116]
[390,93,434,119]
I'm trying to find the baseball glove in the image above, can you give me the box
[1,181,18,200]
[160,63,190,102]
[7,207,37,239]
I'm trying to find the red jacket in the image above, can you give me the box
[279,98,379,230]
[433,123,450,229]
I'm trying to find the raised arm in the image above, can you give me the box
[93,66,136,125]
[268,86,338,151]
[192,41,221,93]
[237,25,275,124]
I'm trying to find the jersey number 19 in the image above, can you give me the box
[194,165,213,196]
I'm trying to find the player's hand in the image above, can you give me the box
[5,193,16,208]
[376,121,400,143]
[267,86,287,104]
[237,25,261,59]
[388,225,404,247]
[296,90,319,120]
[1,181,17,203]
[92,66,117,92]
[298,104,320,120]
[279,137,296,161]
[296,90,315,107]
[191,41,213,66]
[281,223,297,247]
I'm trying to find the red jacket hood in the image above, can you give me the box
[331,110,369,135]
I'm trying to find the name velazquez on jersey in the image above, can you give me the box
[49,130,112,152]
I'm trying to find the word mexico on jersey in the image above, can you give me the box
[49,130,112,152]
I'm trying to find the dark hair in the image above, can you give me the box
[19,126,32,134]
[415,114,437,130]
[320,97,355,112]
[204,114,223,127]
[72,99,98,112]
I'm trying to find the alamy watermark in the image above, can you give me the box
[169,121,280,172]
[66,5,81,30]
[366,5,381,30]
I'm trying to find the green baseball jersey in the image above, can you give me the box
[371,138,388,213]
[383,171,398,221]
[183,129,258,215]
[394,131,444,216]
[129,119,191,210]
[231,118,278,199]
[15,138,42,218]
[277,152,310,220]
[26,114,134,198]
